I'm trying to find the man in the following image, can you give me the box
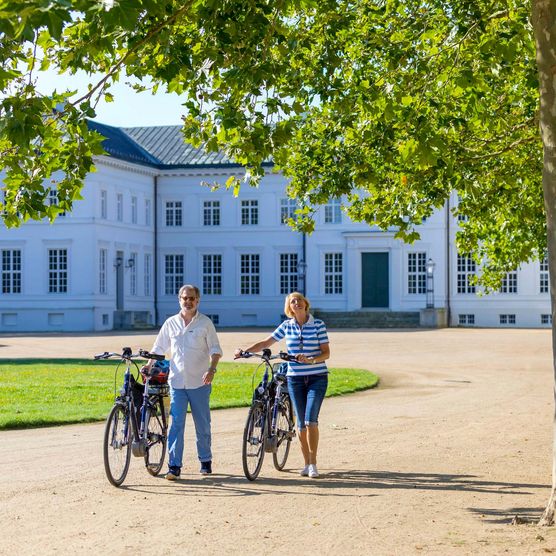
[142,284,222,479]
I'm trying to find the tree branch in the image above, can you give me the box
[70,0,196,109]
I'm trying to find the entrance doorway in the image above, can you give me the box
[361,252,389,308]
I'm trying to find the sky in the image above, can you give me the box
[36,69,187,128]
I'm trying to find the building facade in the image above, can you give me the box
[0,123,550,332]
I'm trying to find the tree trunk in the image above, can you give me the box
[533,0,556,527]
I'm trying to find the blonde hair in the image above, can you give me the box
[284,291,311,318]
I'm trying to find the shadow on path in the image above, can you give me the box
[117,469,548,500]
[468,505,545,524]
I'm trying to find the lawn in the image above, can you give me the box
[0,359,379,429]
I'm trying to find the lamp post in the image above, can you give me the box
[426,258,435,309]
[297,259,307,296]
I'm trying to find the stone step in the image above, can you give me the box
[313,310,420,328]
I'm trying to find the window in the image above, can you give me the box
[203,254,222,295]
[164,254,184,295]
[541,256,549,294]
[499,271,517,294]
[206,314,220,325]
[145,199,152,226]
[2,249,21,293]
[129,252,137,295]
[324,199,342,224]
[144,253,151,296]
[280,198,297,225]
[458,314,475,325]
[280,253,298,294]
[48,188,65,216]
[240,254,260,294]
[456,195,468,222]
[457,254,476,294]
[99,249,107,294]
[166,201,182,227]
[131,196,137,224]
[499,314,516,325]
[542,314,552,325]
[407,252,426,294]
[116,193,123,221]
[48,249,68,293]
[203,201,220,226]
[324,253,343,294]
[100,190,107,219]
[241,200,258,225]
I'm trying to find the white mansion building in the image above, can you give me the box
[0,121,551,332]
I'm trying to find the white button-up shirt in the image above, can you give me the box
[151,312,223,389]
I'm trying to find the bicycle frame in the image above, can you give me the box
[96,347,168,486]
[240,349,296,480]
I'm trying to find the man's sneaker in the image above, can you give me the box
[200,460,212,475]
[165,466,181,480]
[308,464,319,478]
[300,465,310,477]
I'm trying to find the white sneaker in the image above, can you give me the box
[308,464,319,478]
[300,465,310,476]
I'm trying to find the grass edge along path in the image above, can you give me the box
[0,359,379,430]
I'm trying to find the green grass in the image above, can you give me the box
[0,359,379,430]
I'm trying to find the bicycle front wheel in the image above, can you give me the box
[272,395,294,471]
[144,398,167,476]
[242,403,266,481]
[103,403,132,487]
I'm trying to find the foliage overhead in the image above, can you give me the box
[0,0,543,287]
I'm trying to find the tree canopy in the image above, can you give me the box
[0,0,545,288]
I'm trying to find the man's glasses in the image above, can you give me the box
[180,296,197,302]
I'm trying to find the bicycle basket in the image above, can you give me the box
[147,383,170,397]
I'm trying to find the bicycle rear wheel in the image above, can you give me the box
[144,397,167,476]
[103,403,132,487]
[242,403,266,481]
[272,395,294,471]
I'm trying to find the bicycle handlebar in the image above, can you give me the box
[93,348,165,361]
[235,349,296,362]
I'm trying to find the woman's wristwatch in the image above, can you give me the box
[209,367,217,373]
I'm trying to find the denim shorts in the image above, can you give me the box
[287,373,328,430]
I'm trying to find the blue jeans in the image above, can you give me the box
[288,374,328,430]
[168,385,212,468]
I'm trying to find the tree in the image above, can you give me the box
[2,0,556,522]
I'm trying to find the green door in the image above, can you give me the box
[361,253,389,308]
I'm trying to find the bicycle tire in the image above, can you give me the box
[103,403,132,487]
[272,395,294,471]
[242,403,266,481]
[144,397,167,476]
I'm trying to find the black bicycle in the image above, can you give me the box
[95,347,169,487]
[236,349,296,481]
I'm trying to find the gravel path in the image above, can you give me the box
[1,328,555,555]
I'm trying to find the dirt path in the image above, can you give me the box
[1,328,556,555]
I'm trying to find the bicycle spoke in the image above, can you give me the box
[144,399,167,476]
[242,404,266,480]
[103,404,132,487]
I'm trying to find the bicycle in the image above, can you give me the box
[236,348,296,481]
[95,347,169,487]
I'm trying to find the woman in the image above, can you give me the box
[235,292,330,478]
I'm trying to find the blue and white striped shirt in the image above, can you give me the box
[271,314,329,376]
